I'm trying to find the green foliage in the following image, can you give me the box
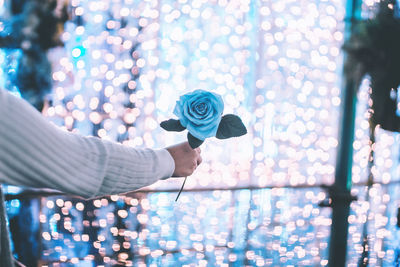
[160,119,186,132]
[0,0,68,110]
[187,132,204,149]
[216,114,247,139]
[344,0,400,132]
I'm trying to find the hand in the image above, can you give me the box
[166,142,202,177]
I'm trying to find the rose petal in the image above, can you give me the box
[172,89,225,140]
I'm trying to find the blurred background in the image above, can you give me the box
[1,0,400,266]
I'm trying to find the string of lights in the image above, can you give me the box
[1,0,400,266]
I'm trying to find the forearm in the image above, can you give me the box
[97,140,174,197]
[0,89,174,198]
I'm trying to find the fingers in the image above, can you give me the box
[195,146,202,166]
[188,146,202,176]
[192,160,198,173]
[166,141,203,177]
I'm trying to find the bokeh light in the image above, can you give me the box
[2,0,400,266]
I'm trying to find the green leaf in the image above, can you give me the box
[188,132,204,149]
[216,114,247,139]
[160,119,186,132]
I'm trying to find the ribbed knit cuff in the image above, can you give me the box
[154,149,175,180]
[95,143,175,197]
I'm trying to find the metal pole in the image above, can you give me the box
[328,0,362,266]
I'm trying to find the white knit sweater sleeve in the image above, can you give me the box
[0,89,175,198]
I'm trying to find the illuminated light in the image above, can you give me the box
[55,199,64,207]
[113,36,123,46]
[72,110,85,121]
[274,32,284,42]
[278,57,287,67]
[333,31,343,41]
[105,53,115,63]
[103,86,113,97]
[107,20,116,29]
[52,71,66,82]
[150,9,159,19]
[46,200,54,209]
[71,0,80,7]
[73,234,81,242]
[69,258,79,264]
[76,60,85,69]
[120,7,130,16]
[79,234,89,242]
[117,209,128,218]
[75,26,85,35]
[53,213,61,221]
[88,98,99,111]
[145,56,158,67]
[72,48,82,58]
[287,49,302,59]
[72,94,84,108]
[114,60,123,70]
[138,247,150,256]
[105,71,115,80]
[89,112,102,124]
[75,7,84,16]
[65,201,74,210]
[138,18,148,27]
[129,27,139,37]
[59,57,69,66]
[76,202,84,211]
[321,260,328,266]
[198,41,209,51]
[30,0,362,265]
[125,81,136,91]
[128,198,139,207]
[97,129,107,138]
[102,103,113,113]
[92,50,101,59]
[136,58,146,68]
[332,97,341,106]
[93,14,103,23]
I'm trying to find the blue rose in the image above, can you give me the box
[173,89,224,140]
[160,89,247,200]
[161,89,246,149]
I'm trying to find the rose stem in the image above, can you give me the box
[175,176,187,202]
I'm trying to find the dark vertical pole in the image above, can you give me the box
[328,0,362,266]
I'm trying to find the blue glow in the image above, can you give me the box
[0,49,22,96]
[72,46,85,58]
[10,199,20,208]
